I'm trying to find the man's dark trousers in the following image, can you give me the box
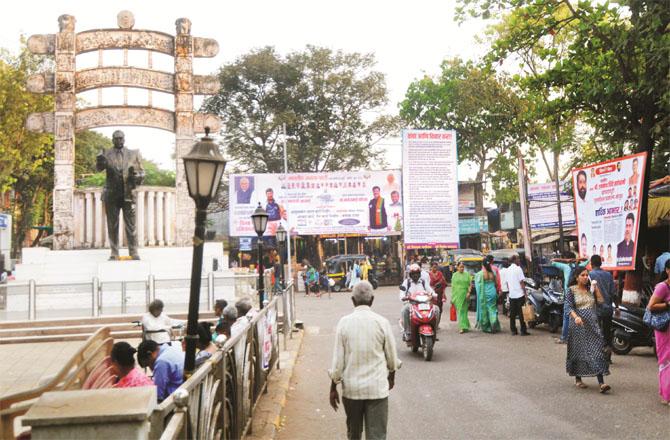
[106,199,138,258]
[342,397,388,440]
[509,297,527,334]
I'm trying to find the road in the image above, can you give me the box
[277,286,668,440]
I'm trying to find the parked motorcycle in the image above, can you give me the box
[611,304,656,355]
[399,286,438,361]
[523,277,563,333]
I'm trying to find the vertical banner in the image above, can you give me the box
[572,152,647,271]
[401,129,459,249]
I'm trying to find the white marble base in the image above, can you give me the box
[14,243,229,284]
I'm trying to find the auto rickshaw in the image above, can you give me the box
[325,254,378,291]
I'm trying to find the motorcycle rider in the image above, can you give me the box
[400,264,438,341]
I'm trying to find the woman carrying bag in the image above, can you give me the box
[565,266,611,393]
[646,259,670,405]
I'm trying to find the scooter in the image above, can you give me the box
[399,286,438,361]
[523,277,564,333]
[611,304,656,355]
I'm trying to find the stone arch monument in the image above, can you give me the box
[25,11,221,250]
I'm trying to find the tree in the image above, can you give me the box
[74,130,112,181]
[78,159,175,187]
[456,0,670,250]
[0,46,54,256]
[203,46,397,174]
[399,58,525,208]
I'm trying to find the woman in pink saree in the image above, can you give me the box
[110,342,154,388]
[647,259,670,405]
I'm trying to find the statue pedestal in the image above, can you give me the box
[14,243,228,283]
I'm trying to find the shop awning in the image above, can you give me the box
[649,196,670,228]
[534,234,561,245]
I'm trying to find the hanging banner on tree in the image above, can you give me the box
[228,170,403,236]
[401,129,459,249]
[572,152,647,271]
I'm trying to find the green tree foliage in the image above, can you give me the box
[0,46,53,255]
[203,46,397,174]
[74,130,112,180]
[399,58,524,206]
[78,159,175,188]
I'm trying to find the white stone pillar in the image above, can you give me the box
[156,191,165,246]
[165,191,174,246]
[146,190,155,246]
[94,191,102,248]
[74,193,84,248]
[84,191,93,247]
[136,189,145,247]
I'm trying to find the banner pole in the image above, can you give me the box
[283,123,293,287]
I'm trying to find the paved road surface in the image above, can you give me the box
[278,286,668,440]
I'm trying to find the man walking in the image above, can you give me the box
[589,254,619,361]
[329,281,401,440]
[506,255,529,335]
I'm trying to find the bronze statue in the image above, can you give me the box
[96,130,144,260]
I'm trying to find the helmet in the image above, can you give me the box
[409,264,421,282]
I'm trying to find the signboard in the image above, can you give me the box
[500,211,520,230]
[0,214,8,229]
[528,181,576,230]
[239,237,252,252]
[459,216,488,235]
[572,153,647,270]
[458,183,476,214]
[402,129,459,249]
[228,170,403,236]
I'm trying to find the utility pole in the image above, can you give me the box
[554,151,565,255]
[518,155,533,269]
[282,123,293,288]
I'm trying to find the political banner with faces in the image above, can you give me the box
[572,152,647,270]
[229,170,403,236]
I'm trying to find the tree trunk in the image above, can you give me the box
[474,169,486,217]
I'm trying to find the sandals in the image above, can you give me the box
[575,381,588,389]
[599,384,611,394]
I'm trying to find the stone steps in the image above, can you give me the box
[0,312,216,344]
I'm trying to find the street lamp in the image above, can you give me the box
[182,127,226,378]
[276,224,287,289]
[251,204,268,309]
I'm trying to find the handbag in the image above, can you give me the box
[643,309,670,331]
[450,303,457,321]
[522,302,535,322]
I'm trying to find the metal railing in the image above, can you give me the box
[153,282,294,440]
[0,272,274,322]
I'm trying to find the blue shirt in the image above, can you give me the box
[588,268,615,314]
[153,344,185,402]
[655,252,670,274]
[551,260,587,293]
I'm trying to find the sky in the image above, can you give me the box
[1,0,494,177]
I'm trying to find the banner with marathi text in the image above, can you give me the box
[572,153,647,271]
[228,170,403,236]
[402,129,459,249]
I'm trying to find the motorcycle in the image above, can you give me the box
[611,304,656,355]
[399,285,438,361]
[523,277,564,333]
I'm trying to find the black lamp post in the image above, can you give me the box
[182,127,226,378]
[276,224,287,289]
[251,204,268,309]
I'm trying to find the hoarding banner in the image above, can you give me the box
[402,129,459,249]
[528,181,576,230]
[572,152,647,271]
[228,170,403,236]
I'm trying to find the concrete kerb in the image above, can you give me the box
[244,329,304,440]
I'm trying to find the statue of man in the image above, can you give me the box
[96,130,145,260]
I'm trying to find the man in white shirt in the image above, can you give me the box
[329,281,401,440]
[141,299,184,345]
[499,260,510,316]
[506,255,529,335]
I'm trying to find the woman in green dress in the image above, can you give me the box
[450,262,472,333]
[475,258,501,333]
